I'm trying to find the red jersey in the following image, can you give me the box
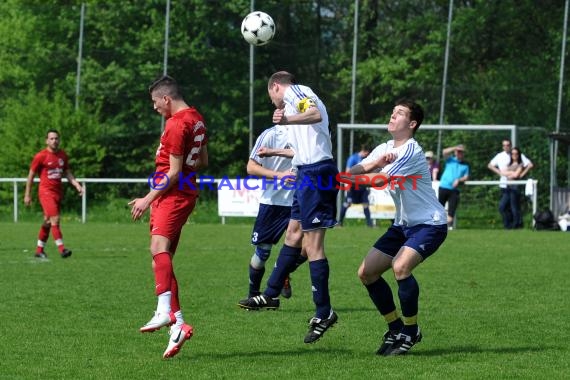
[155,107,207,196]
[30,149,69,195]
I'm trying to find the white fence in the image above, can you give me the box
[343,179,538,227]
[1,178,538,225]
[1,178,147,223]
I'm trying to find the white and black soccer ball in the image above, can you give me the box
[241,11,275,46]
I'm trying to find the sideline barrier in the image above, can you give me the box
[1,178,537,224]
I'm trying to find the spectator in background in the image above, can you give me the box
[499,147,525,229]
[425,151,439,181]
[488,139,533,229]
[338,144,373,227]
[438,145,470,229]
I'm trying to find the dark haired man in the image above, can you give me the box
[347,99,448,356]
[130,75,208,358]
[25,129,83,259]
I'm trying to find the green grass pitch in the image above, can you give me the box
[0,222,568,379]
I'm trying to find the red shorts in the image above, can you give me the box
[149,194,197,241]
[39,192,62,217]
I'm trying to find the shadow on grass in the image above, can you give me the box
[159,344,554,362]
[412,344,549,356]
[180,346,356,361]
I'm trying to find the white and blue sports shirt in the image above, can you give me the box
[282,84,333,167]
[361,138,447,227]
[250,125,294,206]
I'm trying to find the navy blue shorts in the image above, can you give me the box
[373,224,448,260]
[347,188,369,204]
[291,159,339,231]
[251,203,291,245]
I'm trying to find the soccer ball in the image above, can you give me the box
[241,11,275,46]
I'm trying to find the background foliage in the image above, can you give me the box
[0,0,568,213]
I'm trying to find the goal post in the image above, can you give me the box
[337,124,517,175]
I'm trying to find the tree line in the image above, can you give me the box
[0,0,567,210]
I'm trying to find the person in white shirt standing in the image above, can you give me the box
[488,139,533,229]
[238,71,339,345]
[345,99,448,356]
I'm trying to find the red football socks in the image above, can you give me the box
[36,225,50,253]
[51,225,65,253]
[153,252,173,295]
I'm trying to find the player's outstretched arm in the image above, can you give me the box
[338,171,391,189]
[349,164,365,175]
[247,159,292,180]
[353,153,397,174]
[257,146,295,158]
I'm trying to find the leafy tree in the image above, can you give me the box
[0,88,105,178]
[0,0,568,213]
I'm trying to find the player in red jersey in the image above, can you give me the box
[129,75,208,359]
[24,129,84,259]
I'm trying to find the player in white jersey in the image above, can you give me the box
[363,140,446,226]
[345,99,447,356]
[249,124,294,207]
[280,83,332,167]
[239,71,339,345]
[238,125,306,301]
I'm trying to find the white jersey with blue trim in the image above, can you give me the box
[250,125,294,206]
[362,138,447,227]
[282,84,333,166]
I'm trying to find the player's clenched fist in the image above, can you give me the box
[272,108,288,125]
